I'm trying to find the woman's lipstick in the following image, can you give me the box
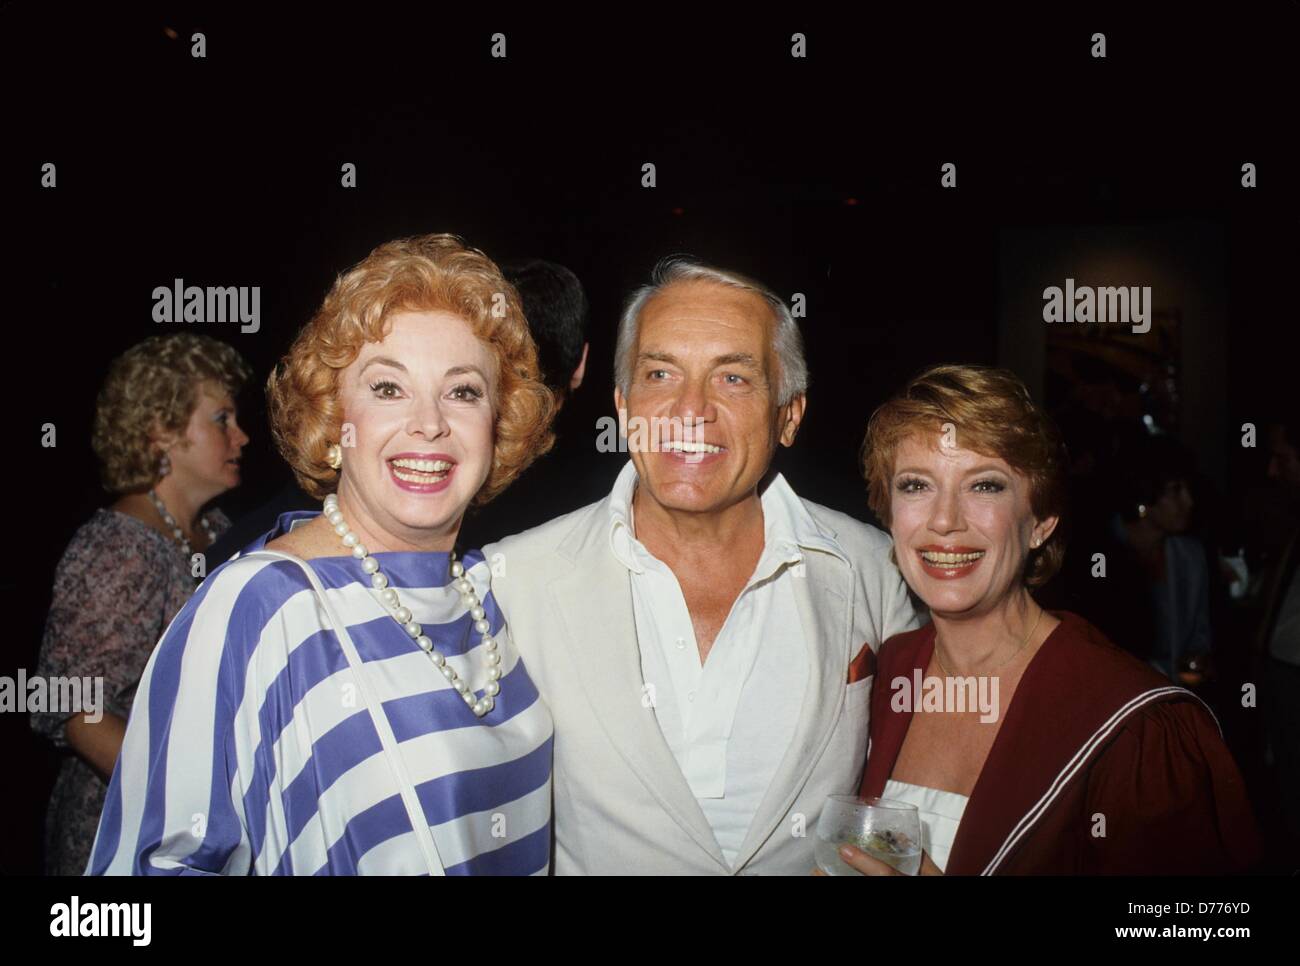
[388,452,456,494]
[916,545,986,580]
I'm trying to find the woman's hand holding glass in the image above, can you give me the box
[811,794,941,876]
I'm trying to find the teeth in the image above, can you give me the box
[391,457,452,484]
[661,440,722,454]
[920,550,985,565]
[391,458,453,473]
[393,469,448,484]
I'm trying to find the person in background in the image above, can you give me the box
[1069,438,1214,684]
[504,259,589,407]
[31,333,251,875]
[1256,418,1300,868]
[460,258,603,546]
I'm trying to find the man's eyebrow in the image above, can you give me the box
[636,351,762,368]
[713,352,761,368]
[637,351,678,366]
[359,356,408,375]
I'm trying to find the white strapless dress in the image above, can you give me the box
[882,779,970,874]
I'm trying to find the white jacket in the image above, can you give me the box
[484,481,919,874]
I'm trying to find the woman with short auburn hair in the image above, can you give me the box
[89,234,558,875]
[33,332,251,876]
[835,364,1259,875]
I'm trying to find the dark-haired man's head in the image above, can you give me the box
[502,260,589,408]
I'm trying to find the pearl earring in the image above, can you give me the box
[1137,504,1147,519]
[326,443,343,470]
[158,453,171,477]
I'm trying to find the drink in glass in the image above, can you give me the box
[815,795,922,876]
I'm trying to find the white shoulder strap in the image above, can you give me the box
[240,550,446,876]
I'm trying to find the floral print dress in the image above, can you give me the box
[31,507,230,876]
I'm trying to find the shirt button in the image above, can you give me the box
[676,637,686,650]
[687,691,695,702]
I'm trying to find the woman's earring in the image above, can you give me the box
[158,453,171,477]
[326,443,343,470]
[1032,537,1041,548]
[1137,504,1147,519]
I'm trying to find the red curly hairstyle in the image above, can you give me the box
[267,234,555,505]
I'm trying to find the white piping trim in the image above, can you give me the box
[981,685,1218,875]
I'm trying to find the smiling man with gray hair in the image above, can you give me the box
[485,256,918,874]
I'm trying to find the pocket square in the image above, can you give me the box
[848,643,876,684]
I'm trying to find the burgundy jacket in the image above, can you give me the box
[860,611,1262,874]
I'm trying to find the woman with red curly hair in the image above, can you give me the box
[88,235,558,875]
[841,364,1260,876]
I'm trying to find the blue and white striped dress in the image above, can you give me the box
[87,511,553,875]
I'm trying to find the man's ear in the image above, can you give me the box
[778,394,807,447]
[570,343,589,392]
[613,386,629,438]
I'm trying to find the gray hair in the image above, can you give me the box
[614,256,809,406]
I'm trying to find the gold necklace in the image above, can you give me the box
[934,605,1044,677]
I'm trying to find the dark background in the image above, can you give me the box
[3,4,1297,874]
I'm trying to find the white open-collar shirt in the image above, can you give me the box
[607,460,846,865]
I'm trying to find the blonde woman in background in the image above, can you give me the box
[32,333,251,875]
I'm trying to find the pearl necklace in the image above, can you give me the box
[148,489,218,558]
[323,493,499,717]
